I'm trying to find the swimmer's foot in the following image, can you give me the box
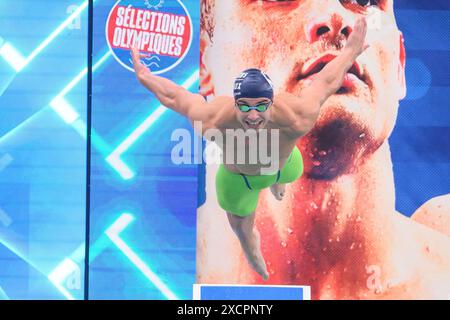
[242,230,269,280]
[270,183,286,201]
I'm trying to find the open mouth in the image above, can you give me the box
[297,53,366,94]
[245,119,264,128]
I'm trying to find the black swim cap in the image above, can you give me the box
[233,68,274,100]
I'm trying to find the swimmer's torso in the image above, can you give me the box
[202,94,303,176]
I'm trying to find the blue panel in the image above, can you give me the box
[199,285,306,301]
[391,1,450,216]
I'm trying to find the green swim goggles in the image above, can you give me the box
[236,101,272,112]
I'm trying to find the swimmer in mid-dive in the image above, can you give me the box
[131,18,368,280]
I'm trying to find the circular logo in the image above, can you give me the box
[106,0,193,74]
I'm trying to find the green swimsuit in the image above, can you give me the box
[215,146,304,216]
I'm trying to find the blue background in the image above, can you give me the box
[0,0,448,299]
[391,1,450,215]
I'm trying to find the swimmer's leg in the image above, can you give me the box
[226,211,269,280]
[271,146,304,201]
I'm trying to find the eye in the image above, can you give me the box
[346,0,380,7]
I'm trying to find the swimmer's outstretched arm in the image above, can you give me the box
[131,46,214,124]
[289,18,368,133]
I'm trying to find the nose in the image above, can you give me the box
[306,12,353,44]
[247,110,260,120]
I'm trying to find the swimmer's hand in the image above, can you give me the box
[130,46,152,77]
[345,17,369,57]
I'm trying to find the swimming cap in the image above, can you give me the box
[233,68,274,100]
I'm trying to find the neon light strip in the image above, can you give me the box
[49,52,112,125]
[47,258,78,300]
[46,234,112,301]
[0,52,111,144]
[105,213,180,300]
[0,1,92,72]
[0,286,9,300]
[105,155,134,180]
[23,1,91,68]
[0,236,70,299]
[50,97,80,124]
[0,153,13,172]
[52,51,111,102]
[0,42,26,71]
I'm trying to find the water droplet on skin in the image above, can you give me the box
[359,133,366,138]
[336,236,340,242]
[375,287,382,294]
[304,231,309,237]
[343,267,348,272]
[269,269,275,275]
[312,160,321,166]
[347,213,352,219]
[350,242,355,250]
[322,247,327,252]
[358,243,363,248]
[287,260,292,265]
[287,228,294,235]
[281,241,287,248]
[309,153,314,158]
[318,150,327,156]
[328,238,333,243]
[310,202,318,210]
[356,216,362,222]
